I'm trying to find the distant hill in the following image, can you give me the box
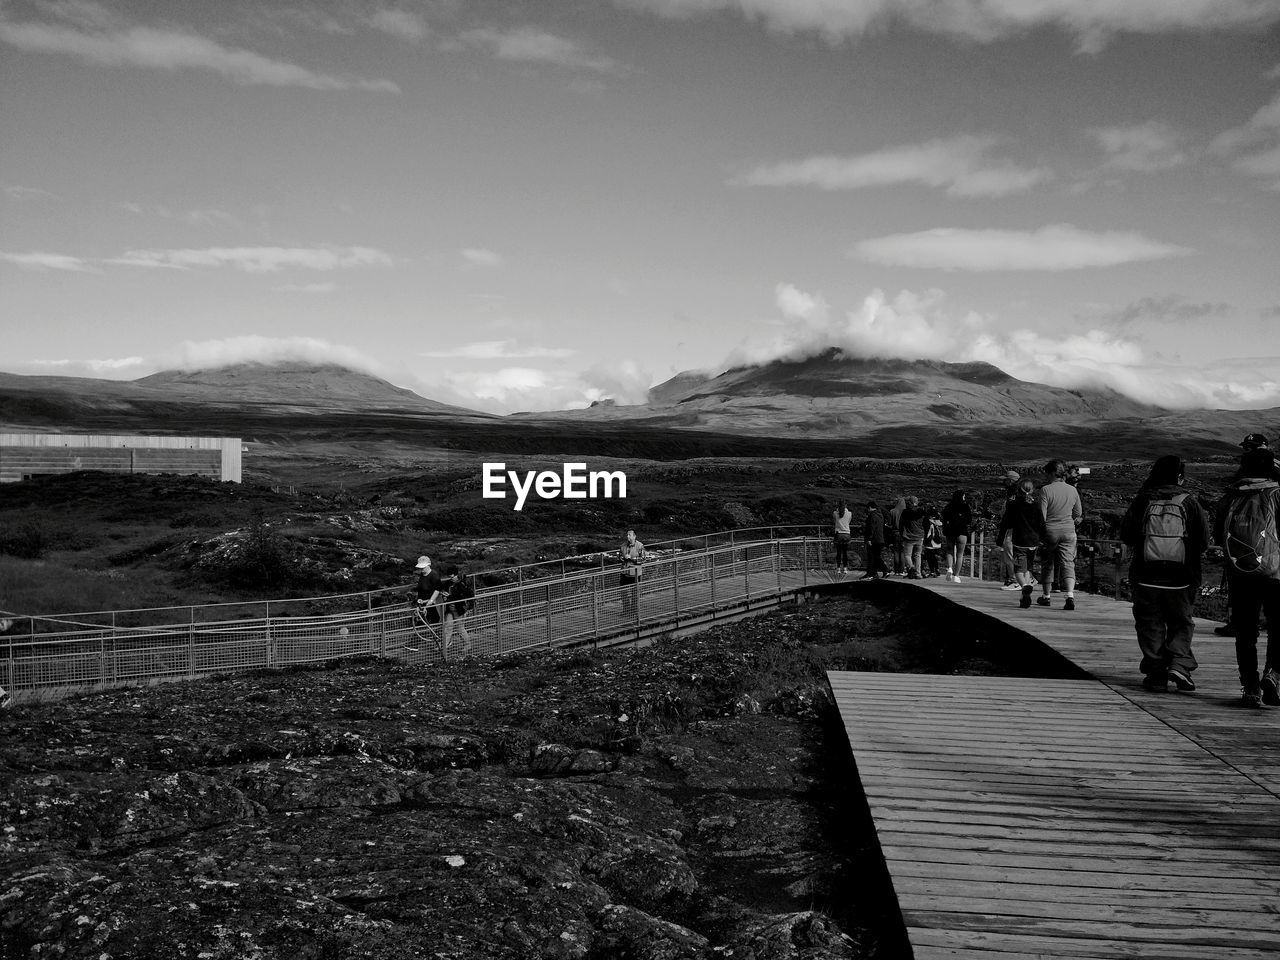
[643,351,1161,429]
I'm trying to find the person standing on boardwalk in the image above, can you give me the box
[1036,461,1083,610]
[619,529,646,619]
[998,470,1022,588]
[1119,456,1211,693]
[998,479,1047,608]
[832,499,853,575]
[887,497,907,576]
[862,501,888,579]
[1216,433,1272,638]
[1214,448,1280,708]
[923,503,945,577]
[899,496,928,579]
[941,489,973,582]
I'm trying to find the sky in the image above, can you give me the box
[2,0,1280,415]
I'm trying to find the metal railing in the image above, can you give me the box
[1,527,1230,699]
[1,533,829,697]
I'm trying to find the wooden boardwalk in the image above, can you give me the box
[830,579,1280,959]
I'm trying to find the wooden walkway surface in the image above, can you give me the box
[829,579,1280,959]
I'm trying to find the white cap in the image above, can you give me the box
[415,555,431,570]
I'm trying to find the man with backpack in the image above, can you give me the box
[440,563,476,658]
[1119,456,1211,693]
[1214,447,1280,708]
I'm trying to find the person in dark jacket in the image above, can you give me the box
[898,496,928,579]
[862,501,887,579]
[1119,456,1211,694]
[887,497,907,575]
[998,479,1047,608]
[1213,448,1280,708]
[941,490,974,582]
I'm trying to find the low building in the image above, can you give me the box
[0,433,242,483]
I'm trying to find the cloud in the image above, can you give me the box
[614,0,1280,52]
[734,136,1053,198]
[3,184,57,201]
[369,8,430,43]
[0,250,97,272]
[726,282,1280,410]
[1098,294,1232,330]
[1091,122,1189,172]
[431,360,652,413]
[118,202,237,226]
[462,26,623,73]
[159,336,388,376]
[419,340,576,360]
[109,245,395,272]
[460,247,504,267]
[6,355,150,378]
[273,282,338,293]
[853,224,1193,271]
[1209,86,1280,187]
[0,6,399,92]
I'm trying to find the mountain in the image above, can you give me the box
[641,351,1161,431]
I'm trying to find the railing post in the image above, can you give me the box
[379,610,387,658]
[495,591,503,648]
[744,547,750,601]
[802,537,808,585]
[265,600,273,668]
[592,575,600,642]
[187,622,195,679]
[709,548,718,610]
[673,561,681,625]
[546,584,554,647]
[775,543,782,594]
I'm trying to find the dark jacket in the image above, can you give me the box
[941,501,973,539]
[998,497,1046,550]
[1213,479,1280,582]
[899,505,928,541]
[1120,483,1211,588]
[886,499,906,544]
[864,507,886,545]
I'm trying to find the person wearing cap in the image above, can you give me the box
[1214,448,1280,708]
[1241,433,1269,451]
[413,554,444,619]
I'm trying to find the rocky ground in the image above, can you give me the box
[1,585,1076,960]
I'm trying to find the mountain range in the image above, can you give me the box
[1,354,1275,461]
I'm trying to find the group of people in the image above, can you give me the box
[409,554,476,657]
[837,489,980,585]
[832,433,1280,709]
[1119,433,1279,708]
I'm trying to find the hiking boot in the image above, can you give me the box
[1142,674,1169,693]
[1242,685,1265,709]
[1019,585,1034,609]
[1261,669,1280,707]
[1214,623,1235,637]
[1063,597,1076,611]
[1168,667,1196,692]
[1036,596,1051,607]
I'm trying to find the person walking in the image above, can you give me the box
[862,501,888,579]
[440,563,476,658]
[899,496,928,579]
[1214,448,1280,708]
[1216,433,1271,637]
[941,489,973,582]
[999,479,1047,608]
[406,554,444,652]
[1035,461,1083,610]
[832,499,853,575]
[1119,456,1211,693]
[887,497,907,576]
[619,529,646,620]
